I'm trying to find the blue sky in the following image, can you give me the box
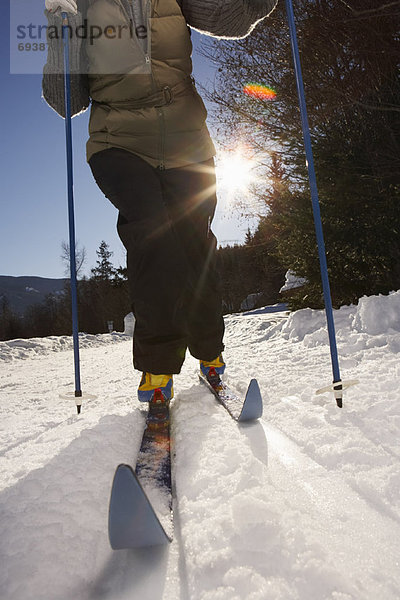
[1,3,255,279]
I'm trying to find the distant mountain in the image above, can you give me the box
[0,276,68,316]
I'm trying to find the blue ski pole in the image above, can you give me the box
[62,12,82,413]
[284,0,358,407]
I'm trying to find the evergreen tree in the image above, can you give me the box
[85,241,130,332]
[0,297,23,341]
[202,0,400,306]
[91,240,117,281]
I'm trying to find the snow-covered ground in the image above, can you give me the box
[1,291,400,600]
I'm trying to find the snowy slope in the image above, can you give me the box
[1,292,400,600]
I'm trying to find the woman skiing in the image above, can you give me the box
[42,0,277,407]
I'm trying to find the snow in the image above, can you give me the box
[1,291,400,599]
[0,332,130,362]
[123,312,136,336]
[240,292,263,311]
[279,269,308,293]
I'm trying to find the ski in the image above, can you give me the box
[199,373,263,422]
[108,375,262,548]
[108,399,173,549]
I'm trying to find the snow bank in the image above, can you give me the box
[0,332,130,362]
[271,291,400,352]
[352,291,400,335]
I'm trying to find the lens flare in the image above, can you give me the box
[217,150,257,195]
[243,83,277,101]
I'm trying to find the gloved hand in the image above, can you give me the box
[45,0,78,15]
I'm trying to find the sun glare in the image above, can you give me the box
[216,151,257,196]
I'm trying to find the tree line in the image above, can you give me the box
[202,0,400,308]
[0,238,286,341]
[0,241,131,341]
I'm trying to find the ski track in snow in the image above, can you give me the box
[1,293,400,599]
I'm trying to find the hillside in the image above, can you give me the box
[0,275,67,315]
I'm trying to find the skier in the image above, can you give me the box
[42,0,277,407]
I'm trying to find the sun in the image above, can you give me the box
[216,150,257,196]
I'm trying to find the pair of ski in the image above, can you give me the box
[108,375,263,549]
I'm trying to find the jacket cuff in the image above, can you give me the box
[43,9,86,74]
[42,9,90,118]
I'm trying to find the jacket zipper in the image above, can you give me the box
[157,107,165,170]
[142,0,165,168]
[114,0,165,169]
[114,0,150,66]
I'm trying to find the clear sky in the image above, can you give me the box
[1,2,256,279]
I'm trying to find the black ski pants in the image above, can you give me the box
[89,148,225,374]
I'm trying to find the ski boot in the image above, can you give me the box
[200,354,225,391]
[138,373,173,429]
